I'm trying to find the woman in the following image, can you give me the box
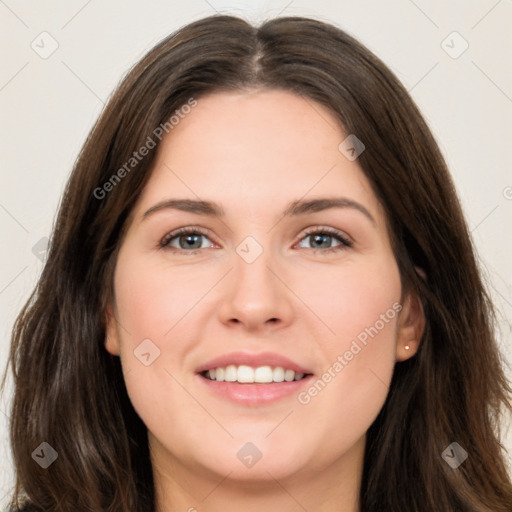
[3,13,511,512]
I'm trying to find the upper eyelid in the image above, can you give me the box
[301,225,352,242]
[160,226,213,245]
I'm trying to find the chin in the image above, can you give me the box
[188,435,313,483]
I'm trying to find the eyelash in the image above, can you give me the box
[159,226,353,255]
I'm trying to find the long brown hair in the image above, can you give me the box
[3,14,511,512]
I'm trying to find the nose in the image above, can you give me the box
[216,243,295,333]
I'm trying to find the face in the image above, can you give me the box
[105,89,424,489]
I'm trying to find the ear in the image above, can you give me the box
[104,302,121,356]
[395,289,425,362]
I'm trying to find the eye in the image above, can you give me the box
[296,227,353,254]
[159,226,353,255]
[159,227,214,253]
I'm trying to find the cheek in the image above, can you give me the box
[293,256,401,446]
[111,253,216,434]
[296,253,402,345]
[292,318,398,472]
[330,256,402,390]
[113,252,214,343]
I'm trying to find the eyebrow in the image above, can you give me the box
[142,197,376,225]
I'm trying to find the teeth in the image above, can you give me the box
[204,365,307,384]
[284,369,295,382]
[254,366,272,383]
[272,366,284,382]
[238,365,254,383]
[224,365,237,382]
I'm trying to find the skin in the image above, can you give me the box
[105,89,425,512]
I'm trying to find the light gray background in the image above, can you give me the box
[1,0,511,505]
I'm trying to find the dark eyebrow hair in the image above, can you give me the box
[141,197,376,225]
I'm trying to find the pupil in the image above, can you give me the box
[313,234,329,248]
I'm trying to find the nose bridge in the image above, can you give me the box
[217,233,293,329]
[235,239,275,293]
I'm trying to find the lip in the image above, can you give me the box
[195,351,314,406]
[195,351,313,375]
[197,376,314,406]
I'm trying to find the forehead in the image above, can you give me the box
[133,89,386,227]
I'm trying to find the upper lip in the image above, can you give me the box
[196,351,313,375]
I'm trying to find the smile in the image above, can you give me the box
[196,351,314,405]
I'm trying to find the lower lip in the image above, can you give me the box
[197,374,313,406]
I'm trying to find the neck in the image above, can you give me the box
[151,435,364,512]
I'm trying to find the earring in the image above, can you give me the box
[404,345,410,350]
